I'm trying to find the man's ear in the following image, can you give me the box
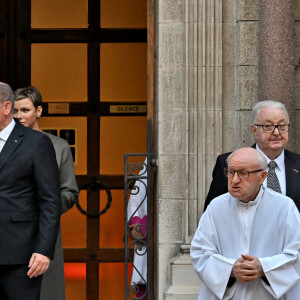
[4,101,12,116]
[36,106,43,118]
[259,170,268,184]
[251,125,256,136]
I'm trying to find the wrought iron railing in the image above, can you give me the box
[125,153,151,299]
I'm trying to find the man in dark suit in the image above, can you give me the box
[0,82,61,299]
[204,100,300,212]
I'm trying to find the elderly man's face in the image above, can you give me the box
[251,107,289,159]
[227,149,267,203]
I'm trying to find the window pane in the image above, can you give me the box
[99,263,132,299]
[101,0,146,28]
[99,190,124,248]
[100,43,147,102]
[39,117,87,175]
[31,0,88,28]
[100,116,147,175]
[65,263,86,300]
[61,191,87,248]
[31,44,87,102]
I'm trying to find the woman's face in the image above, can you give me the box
[13,98,42,130]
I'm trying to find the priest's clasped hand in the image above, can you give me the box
[231,254,264,283]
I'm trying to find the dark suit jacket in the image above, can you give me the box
[0,120,61,264]
[204,145,300,212]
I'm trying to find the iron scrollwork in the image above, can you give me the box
[125,154,150,300]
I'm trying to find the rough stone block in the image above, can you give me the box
[223,23,236,67]
[158,68,184,112]
[158,111,186,154]
[158,23,185,68]
[237,0,259,21]
[238,21,259,66]
[295,1,300,21]
[158,200,184,243]
[222,66,236,110]
[238,66,258,109]
[294,22,300,66]
[157,244,181,300]
[238,110,255,148]
[157,155,187,199]
[223,0,236,23]
[158,0,184,23]
[295,110,300,152]
[295,66,300,109]
[222,110,238,152]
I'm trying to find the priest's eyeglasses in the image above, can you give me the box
[224,168,264,180]
[253,124,290,133]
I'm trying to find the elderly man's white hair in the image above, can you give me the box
[252,100,289,124]
[227,147,267,170]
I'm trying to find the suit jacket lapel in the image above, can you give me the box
[285,149,300,200]
[0,122,24,172]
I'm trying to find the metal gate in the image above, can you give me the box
[124,153,152,299]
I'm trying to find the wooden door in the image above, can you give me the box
[3,0,154,299]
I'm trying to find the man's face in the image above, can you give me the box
[0,101,12,131]
[227,150,267,203]
[251,107,288,159]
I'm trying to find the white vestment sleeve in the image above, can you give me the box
[259,204,300,298]
[191,210,236,300]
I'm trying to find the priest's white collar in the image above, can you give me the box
[235,185,264,207]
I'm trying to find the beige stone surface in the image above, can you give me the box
[295,1,300,21]
[158,68,185,112]
[223,23,236,67]
[222,110,238,152]
[237,0,259,21]
[158,111,186,154]
[294,22,300,66]
[238,66,258,109]
[295,110,300,152]
[158,200,184,243]
[158,23,185,68]
[238,21,259,66]
[238,111,255,148]
[223,0,236,23]
[295,66,300,109]
[158,0,185,23]
[157,244,182,300]
[157,155,187,199]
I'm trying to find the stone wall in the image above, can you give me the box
[156,0,300,298]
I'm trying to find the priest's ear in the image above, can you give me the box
[259,170,268,185]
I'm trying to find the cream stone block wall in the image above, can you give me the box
[154,0,300,298]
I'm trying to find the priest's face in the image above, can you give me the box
[251,107,289,160]
[227,149,267,203]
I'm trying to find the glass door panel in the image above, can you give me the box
[99,190,124,248]
[100,43,147,102]
[39,116,87,174]
[61,191,87,248]
[101,0,146,28]
[99,263,132,299]
[31,44,88,102]
[99,116,147,175]
[65,263,87,300]
[31,0,88,28]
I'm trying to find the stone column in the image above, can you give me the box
[258,0,295,149]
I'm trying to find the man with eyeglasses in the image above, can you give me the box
[191,147,300,300]
[204,100,300,212]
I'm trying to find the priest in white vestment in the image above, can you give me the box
[191,147,300,300]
